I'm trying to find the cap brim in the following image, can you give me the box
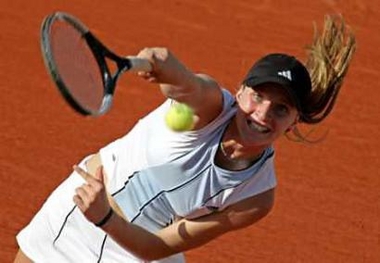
[244,76,302,111]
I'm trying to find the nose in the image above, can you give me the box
[253,101,272,122]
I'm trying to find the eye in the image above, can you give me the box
[252,92,263,103]
[274,104,290,117]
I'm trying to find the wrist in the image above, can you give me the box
[95,208,114,228]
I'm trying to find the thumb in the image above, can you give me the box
[95,165,105,183]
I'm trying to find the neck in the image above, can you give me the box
[216,118,267,170]
[219,140,264,167]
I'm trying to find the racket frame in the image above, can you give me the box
[41,12,134,116]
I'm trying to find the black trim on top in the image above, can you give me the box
[53,205,77,245]
[97,234,108,263]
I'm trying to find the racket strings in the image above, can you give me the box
[49,20,105,112]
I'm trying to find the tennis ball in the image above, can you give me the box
[165,103,195,132]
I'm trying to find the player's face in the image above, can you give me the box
[235,83,299,147]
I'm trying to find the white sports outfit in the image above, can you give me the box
[17,89,277,262]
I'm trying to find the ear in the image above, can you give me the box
[285,117,299,133]
[236,86,245,102]
[285,126,294,133]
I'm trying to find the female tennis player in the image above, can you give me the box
[15,16,355,262]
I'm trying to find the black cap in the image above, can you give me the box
[243,53,312,113]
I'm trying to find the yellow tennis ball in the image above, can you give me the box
[165,103,194,132]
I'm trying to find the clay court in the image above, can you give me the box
[1,0,379,262]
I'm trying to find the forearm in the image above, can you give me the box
[101,212,177,261]
[160,73,222,126]
[136,47,223,123]
[159,73,215,103]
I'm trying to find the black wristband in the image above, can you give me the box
[95,208,114,227]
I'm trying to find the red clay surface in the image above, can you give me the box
[1,0,379,262]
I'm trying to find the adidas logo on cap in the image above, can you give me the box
[278,70,292,81]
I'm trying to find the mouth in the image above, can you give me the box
[247,119,271,134]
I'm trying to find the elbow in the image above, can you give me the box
[254,190,276,222]
[259,201,274,220]
[261,192,275,217]
[258,188,275,217]
[228,188,276,230]
[248,200,275,227]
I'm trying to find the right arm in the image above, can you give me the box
[136,47,224,130]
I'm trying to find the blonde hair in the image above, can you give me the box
[301,14,356,124]
[286,15,356,142]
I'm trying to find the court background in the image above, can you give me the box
[0,0,379,262]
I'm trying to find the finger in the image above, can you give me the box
[74,165,96,183]
[81,183,93,192]
[101,166,109,186]
[137,71,158,82]
[73,195,86,211]
[137,71,151,77]
[147,77,158,83]
[136,47,155,63]
[94,166,104,182]
[75,185,90,201]
[91,167,107,193]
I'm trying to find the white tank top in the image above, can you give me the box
[100,89,277,232]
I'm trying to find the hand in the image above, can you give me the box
[73,165,111,225]
[136,47,194,87]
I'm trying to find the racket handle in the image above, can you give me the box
[127,57,152,72]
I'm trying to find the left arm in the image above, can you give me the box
[73,166,275,261]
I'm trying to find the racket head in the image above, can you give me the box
[40,12,112,116]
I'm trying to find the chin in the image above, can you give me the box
[251,131,283,146]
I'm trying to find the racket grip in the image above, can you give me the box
[127,57,152,72]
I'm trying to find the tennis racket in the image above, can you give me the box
[40,11,152,116]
